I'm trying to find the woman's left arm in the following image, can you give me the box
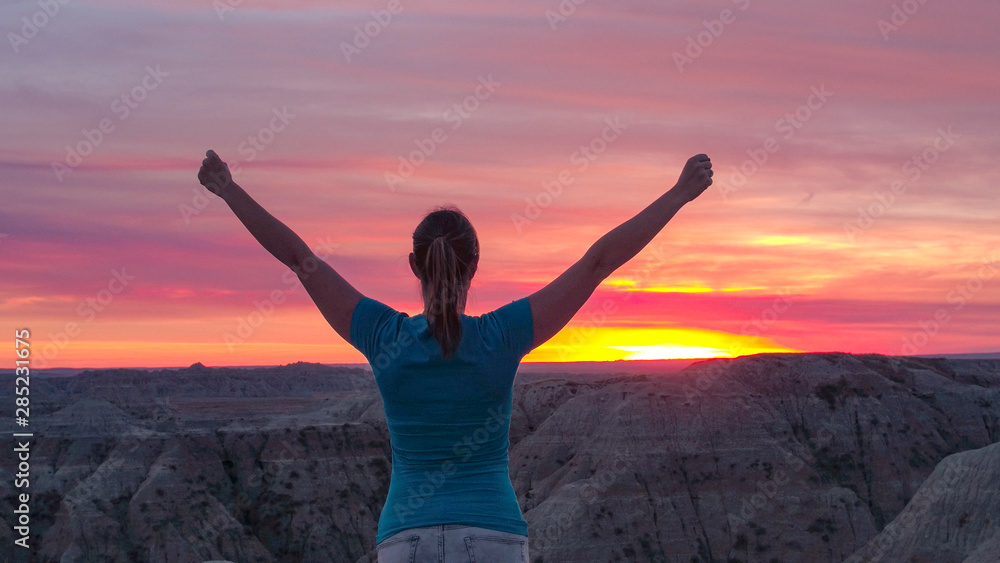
[198,150,362,341]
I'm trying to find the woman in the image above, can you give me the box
[197,150,713,562]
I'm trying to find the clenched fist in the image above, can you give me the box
[672,154,713,203]
[197,150,233,197]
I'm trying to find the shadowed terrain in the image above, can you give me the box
[2,353,997,562]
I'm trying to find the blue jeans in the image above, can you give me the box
[375,524,529,563]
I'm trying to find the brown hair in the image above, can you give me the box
[412,206,479,359]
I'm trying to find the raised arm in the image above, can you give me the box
[197,150,362,341]
[527,154,713,348]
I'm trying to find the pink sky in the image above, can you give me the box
[2,0,998,368]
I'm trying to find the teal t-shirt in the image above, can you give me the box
[349,296,535,544]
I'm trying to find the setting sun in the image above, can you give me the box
[605,345,731,360]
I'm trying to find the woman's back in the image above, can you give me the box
[350,295,534,544]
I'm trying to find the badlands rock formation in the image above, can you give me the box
[0,353,997,562]
[845,441,1000,563]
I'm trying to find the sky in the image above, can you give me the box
[2,0,998,368]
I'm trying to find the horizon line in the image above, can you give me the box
[7,350,1000,373]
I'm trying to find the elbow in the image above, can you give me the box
[583,246,615,280]
[289,249,317,277]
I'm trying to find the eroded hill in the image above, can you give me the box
[1,353,997,562]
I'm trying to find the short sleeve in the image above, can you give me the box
[349,296,404,360]
[482,297,535,358]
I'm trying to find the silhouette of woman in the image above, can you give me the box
[197,149,713,562]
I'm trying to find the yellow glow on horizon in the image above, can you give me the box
[751,235,815,245]
[748,235,853,250]
[607,345,731,360]
[601,279,767,293]
[631,286,714,293]
[524,325,800,362]
[38,327,800,368]
[628,286,767,293]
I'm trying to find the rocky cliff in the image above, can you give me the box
[1,352,997,562]
[845,441,999,563]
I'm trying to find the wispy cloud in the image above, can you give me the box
[2,0,997,366]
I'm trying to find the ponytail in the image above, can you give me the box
[412,207,479,360]
[424,236,463,358]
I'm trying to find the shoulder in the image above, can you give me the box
[481,297,531,323]
[352,296,408,320]
[473,297,533,356]
[349,297,410,354]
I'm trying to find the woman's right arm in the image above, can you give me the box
[527,154,713,349]
[197,150,362,342]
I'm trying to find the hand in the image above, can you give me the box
[672,154,713,203]
[197,150,234,197]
